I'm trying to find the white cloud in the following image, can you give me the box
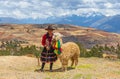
[104,3,113,8]
[40,1,52,7]
[0,0,120,19]
[18,1,31,8]
[100,9,120,16]
[0,10,2,15]
[82,0,107,3]
[12,9,28,19]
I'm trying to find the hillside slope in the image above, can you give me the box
[0,24,120,48]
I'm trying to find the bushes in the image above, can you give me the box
[0,40,119,59]
[87,45,103,57]
[0,40,43,56]
[77,42,120,58]
[76,43,87,57]
[115,44,120,58]
[0,50,10,56]
[0,45,43,56]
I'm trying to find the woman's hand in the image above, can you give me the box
[46,46,50,50]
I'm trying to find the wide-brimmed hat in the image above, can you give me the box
[45,25,55,30]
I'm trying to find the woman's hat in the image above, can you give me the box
[45,25,55,30]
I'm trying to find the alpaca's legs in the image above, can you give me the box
[75,58,78,68]
[71,58,74,67]
[65,60,68,71]
[62,65,64,71]
[64,65,68,72]
[62,64,68,71]
[62,65,66,71]
[60,59,64,71]
[62,60,68,71]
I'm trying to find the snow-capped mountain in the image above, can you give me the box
[54,15,120,33]
[0,14,120,33]
[55,14,105,27]
[90,15,120,33]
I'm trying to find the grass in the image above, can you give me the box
[77,64,94,69]
[73,74,82,79]
[0,56,120,79]
[73,74,92,79]
[115,71,120,75]
[45,78,51,79]
[85,74,92,79]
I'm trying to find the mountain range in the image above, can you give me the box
[0,14,120,33]
[90,15,120,33]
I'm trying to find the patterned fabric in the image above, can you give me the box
[53,40,62,55]
[40,33,57,63]
[40,46,57,63]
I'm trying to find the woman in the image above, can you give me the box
[40,25,57,72]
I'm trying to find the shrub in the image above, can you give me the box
[0,40,43,56]
[116,44,120,58]
[0,50,10,56]
[76,43,105,58]
[76,42,88,57]
[16,45,43,56]
[88,45,103,57]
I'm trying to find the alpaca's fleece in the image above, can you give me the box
[53,32,63,40]
[52,32,63,45]
[59,42,80,71]
[52,33,80,71]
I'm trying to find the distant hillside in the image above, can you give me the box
[0,24,120,48]
[0,15,120,33]
[0,17,21,24]
[90,15,120,33]
[55,15,105,27]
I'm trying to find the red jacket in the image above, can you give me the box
[41,33,53,47]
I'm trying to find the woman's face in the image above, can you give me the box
[47,30,53,34]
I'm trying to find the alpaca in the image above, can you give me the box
[59,42,80,71]
[52,32,80,71]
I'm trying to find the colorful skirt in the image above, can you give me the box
[40,46,57,63]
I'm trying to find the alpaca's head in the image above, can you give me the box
[52,32,63,41]
[52,32,63,48]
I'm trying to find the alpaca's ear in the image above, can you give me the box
[58,33,64,38]
[53,32,64,38]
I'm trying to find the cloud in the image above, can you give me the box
[12,9,28,19]
[0,0,120,19]
[18,1,31,8]
[104,3,113,8]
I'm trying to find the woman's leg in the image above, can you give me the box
[40,63,45,71]
[50,63,53,72]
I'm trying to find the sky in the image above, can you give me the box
[0,0,120,20]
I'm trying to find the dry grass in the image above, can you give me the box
[0,56,120,79]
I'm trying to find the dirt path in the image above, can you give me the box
[0,56,120,79]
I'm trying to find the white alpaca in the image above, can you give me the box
[53,32,80,71]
